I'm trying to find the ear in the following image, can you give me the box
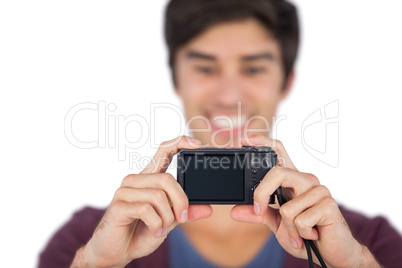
[172,73,182,97]
[174,86,182,97]
[281,69,295,100]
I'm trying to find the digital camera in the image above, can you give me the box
[177,146,277,204]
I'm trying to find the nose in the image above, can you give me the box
[215,73,243,107]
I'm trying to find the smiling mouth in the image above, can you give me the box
[211,114,248,129]
[203,111,250,135]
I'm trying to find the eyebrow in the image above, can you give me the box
[186,51,216,61]
[241,53,276,62]
[185,50,276,62]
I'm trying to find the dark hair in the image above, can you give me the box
[164,0,300,89]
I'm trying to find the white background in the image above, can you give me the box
[1,0,402,267]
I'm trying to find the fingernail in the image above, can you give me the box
[162,228,169,237]
[189,137,201,145]
[290,238,298,248]
[254,202,261,215]
[181,209,188,222]
[156,229,162,238]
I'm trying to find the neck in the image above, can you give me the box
[179,205,272,267]
[181,205,270,238]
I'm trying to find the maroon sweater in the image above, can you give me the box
[38,206,402,268]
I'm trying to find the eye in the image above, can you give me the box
[195,65,216,75]
[244,66,266,75]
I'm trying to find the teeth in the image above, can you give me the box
[213,115,247,128]
[214,118,230,128]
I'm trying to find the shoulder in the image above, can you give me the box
[283,205,402,268]
[339,205,402,267]
[38,206,106,268]
[69,206,106,229]
[339,205,401,245]
[55,206,106,244]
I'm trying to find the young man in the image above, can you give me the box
[40,0,402,267]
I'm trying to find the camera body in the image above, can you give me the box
[177,146,277,204]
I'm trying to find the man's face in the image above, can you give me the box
[175,19,291,147]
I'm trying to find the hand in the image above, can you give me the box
[76,136,213,268]
[231,135,379,268]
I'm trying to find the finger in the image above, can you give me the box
[230,204,303,259]
[241,135,296,170]
[169,205,213,230]
[114,187,175,231]
[167,204,213,235]
[121,173,189,223]
[279,185,331,248]
[294,196,340,241]
[109,201,163,238]
[187,205,213,222]
[253,167,320,216]
[141,135,201,174]
[230,205,281,233]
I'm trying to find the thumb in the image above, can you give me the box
[170,204,213,229]
[187,205,213,222]
[231,205,280,233]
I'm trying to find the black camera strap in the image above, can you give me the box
[271,187,328,268]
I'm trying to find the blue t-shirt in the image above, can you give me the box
[168,225,286,268]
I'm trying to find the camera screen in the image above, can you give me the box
[183,154,244,201]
